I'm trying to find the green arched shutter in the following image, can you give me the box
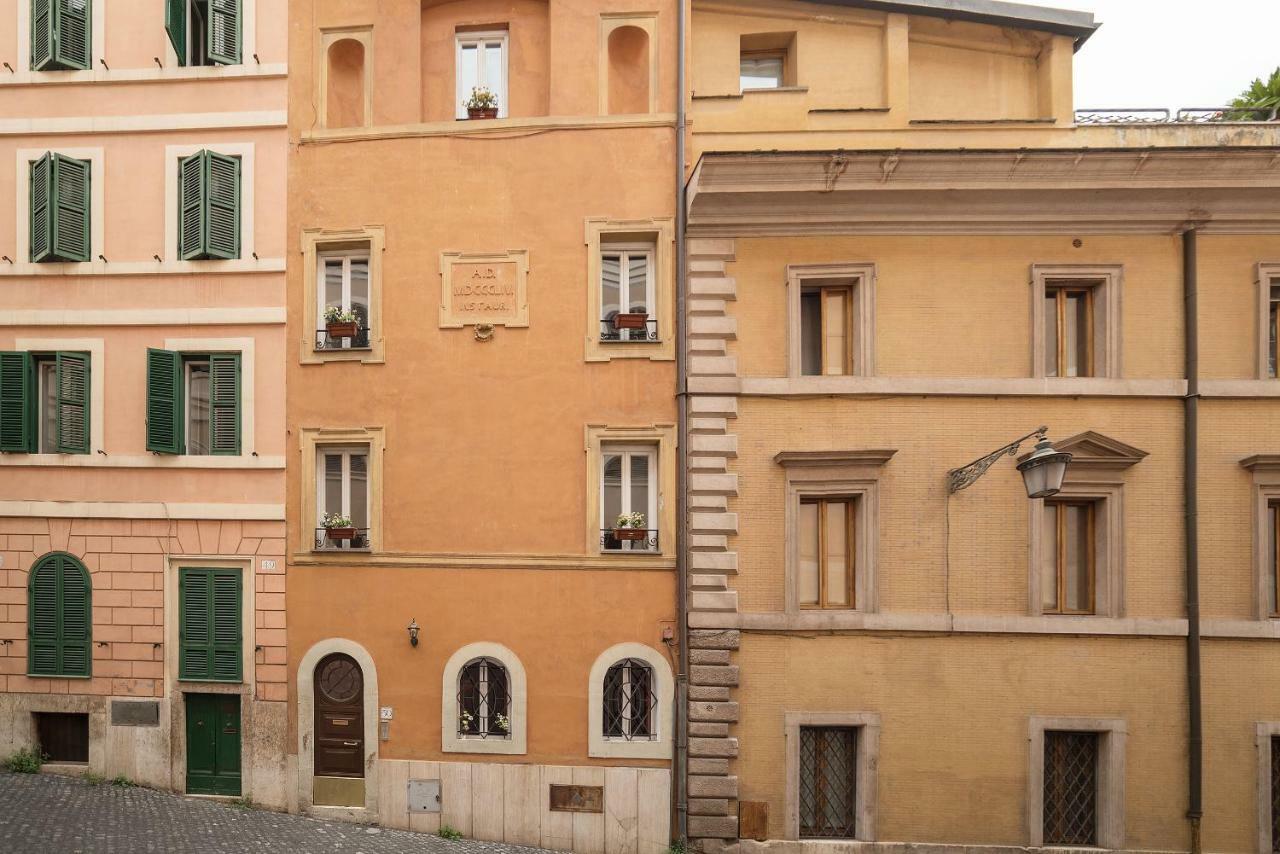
[28,553,91,677]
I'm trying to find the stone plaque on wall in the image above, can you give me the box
[111,700,160,727]
[439,250,530,329]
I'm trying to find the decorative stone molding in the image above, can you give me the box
[783,712,880,841]
[587,642,675,760]
[1027,716,1126,849]
[440,642,528,756]
[439,251,530,329]
[685,238,742,845]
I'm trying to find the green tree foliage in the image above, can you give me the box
[1227,68,1280,120]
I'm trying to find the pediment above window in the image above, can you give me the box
[1047,431,1148,470]
[774,449,897,468]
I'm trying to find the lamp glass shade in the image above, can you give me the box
[1016,439,1072,499]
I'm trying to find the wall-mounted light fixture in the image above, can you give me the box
[947,426,1072,499]
[407,618,420,647]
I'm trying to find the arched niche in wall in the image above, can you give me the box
[319,28,372,129]
[600,15,657,116]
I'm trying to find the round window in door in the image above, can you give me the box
[314,653,364,778]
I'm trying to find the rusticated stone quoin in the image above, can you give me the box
[688,798,731,815]
[689,701,740,723]
[689,775,739,799]
[690,649,731,666]
[689,758,730,775]
[689,685,731,702]
[689,629,741,650]
[692,664,740,686]
[689,737,739,758]
[689,722,729,737]
[687,815,739,840]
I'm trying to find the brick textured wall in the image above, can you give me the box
[0,517,286,701]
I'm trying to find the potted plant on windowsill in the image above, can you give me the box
[322,513,357,542]
[612,512,647,541]
[464,86,500,120]
[324,306,359,340]
[612,311,650,331]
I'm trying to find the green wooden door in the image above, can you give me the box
[185,693,241,795]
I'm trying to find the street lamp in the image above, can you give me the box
[947,426,1072,499]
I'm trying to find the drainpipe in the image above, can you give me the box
[673,0,690,845]
[1182,226,1203,854]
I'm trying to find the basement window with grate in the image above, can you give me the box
[799,726,857,839]
[602,658,657,741]
[457,657,511,740]
[1043,730,1100,846]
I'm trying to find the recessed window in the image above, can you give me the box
[798,726,857,838]
[1043,730,1099,845]
[1041,500,1096,615]
[0,351,89,455]
[146,350,240,456]
[740,53,784,90]
[1271,735,1280,851]
[29,152,91,263]
[801,281,854,376]
[28,552,91,677]
[30,0,91,71]
[166,0,242,67]
[457,657,511,740]
[316,445,370,551]
[1044,283,1095,377]
[456,32,508,119]
[34,712,89,764]
[602,658,656,741]
[601,444,658,552]
[798,497,855,609]
[1269,284,1279,378]
[317,251,371,351]
[177,150,241,261]
[600,245,656,343]
[178,567,242,682]
[1268,502,1280,616]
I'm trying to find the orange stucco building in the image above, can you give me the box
[285,0,679,847]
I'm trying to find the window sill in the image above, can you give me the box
[0,258,285,277]
[175,678,244,685]
[0,64,288,87]
[742,86,809,95]
[26,673,91,680]
[301,112,677,143]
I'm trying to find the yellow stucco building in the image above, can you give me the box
[680,1,1280,852]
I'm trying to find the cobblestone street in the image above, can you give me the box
[0,771,554,854]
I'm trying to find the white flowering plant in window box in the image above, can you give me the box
[613,511,647,541]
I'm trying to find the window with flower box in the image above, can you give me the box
[317,250,371,351]
[601,444,658,552]
[316,445,369,551]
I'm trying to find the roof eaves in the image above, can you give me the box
[792,0,1100,48]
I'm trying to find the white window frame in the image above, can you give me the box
[457,656,510,740]
[35,359,58,454]
[1028,716,1126,849]
[740,53,784,90]
[455,31,509,119]
[315,444,371,550]
[600,443,659,552]
[316,250,372,348]
[441,642,527,756]
[601,243,656,342]
[588,642,673,759]
[184,358,212,456]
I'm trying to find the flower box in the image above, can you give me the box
[612,527,647,541]
[612,313,650,330]
[467,107,499,120]
[326,321,359,338]
[325,527,357,541]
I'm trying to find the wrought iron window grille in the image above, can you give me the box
[315,325,372,351]
[798,726,857,839]
[600,318,660,342]
[1271,736,1280,853]
[457,657,511,739]
[600,529,659,552]
[1075,107,1278,125]
[602,659,658,741]
[313,528,371,551]
[1043,730,1100,846]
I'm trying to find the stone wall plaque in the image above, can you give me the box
[549,784,604,813]
[111,700,160,727]
[439,250,530,329]
[408,779,442,813]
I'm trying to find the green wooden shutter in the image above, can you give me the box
[0,352,35,453]
[53,0,91,71]
[28,553,91,677]
[210,571,242,681]
[31,0,53,69]
[204,152,241,259]
[30,153,52,262]
[54,351,89,454]
[177,151,204,260]
[208,353,240,456]
[146,348,183,454]
[206,0,241,65]
[179,568,241,682]
[165,0,187,66]
[179,568,212,680]
[51,153,91,262]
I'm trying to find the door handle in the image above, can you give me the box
[343,741,358,747]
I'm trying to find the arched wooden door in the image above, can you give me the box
[314,653,364,778]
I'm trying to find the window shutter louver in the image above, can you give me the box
[180,568,241,682]
[31,0,54,69]
[208,353,240,456]
[146,348,183,454]
[51,153,91,262]
[28,553,91,677]
[30,153,52,262]
[178,152,205,260]
[52,0,91,71]
[55,351,89,454]
[165,0,187,66]
[0,351,35,453]
[204,152,241,259]
[179,569,212,680]
[206,0,242,66]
